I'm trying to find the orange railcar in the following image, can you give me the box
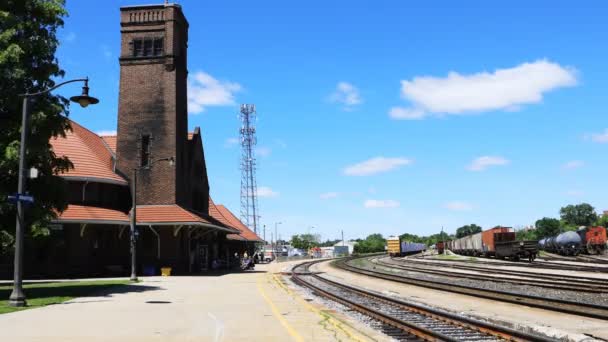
[583,226,607,254]
[481,227,512,255]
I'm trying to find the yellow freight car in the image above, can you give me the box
[386,236,401,256]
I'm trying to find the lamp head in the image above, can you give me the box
[70,78,99,108]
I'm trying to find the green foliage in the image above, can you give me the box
[0,0,72,253]
[290,234,319,250]
[318,239,341,247]
[399,231,452,246]
[596,215,608,228]
[455,224,482,238]
[559,203,598,226]
[534,217,561,239]
[353,233,386,253]
[515,229,536,241]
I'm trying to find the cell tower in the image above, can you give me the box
[239,104,260,235]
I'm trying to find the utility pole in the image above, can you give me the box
[441,226,446,255]
[341,230,344,246]
[263,224,266,242]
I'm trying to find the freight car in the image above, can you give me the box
[449,227,538,262]
[386,236,426,257]
[540,226,607,256]
[578,226,607,255]
[436,241,445,254]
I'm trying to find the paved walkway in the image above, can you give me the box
[0,262,382,342]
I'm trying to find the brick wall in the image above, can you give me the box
[116,4,189,206]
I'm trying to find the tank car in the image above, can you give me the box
[555,231,582,256]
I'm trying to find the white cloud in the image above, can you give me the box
[255,146,272,157]
[329,82,362,110]
[274,139,287,149]
[188,71,242,114]
[444,201,474,211]
[224,137,239,147]
[391,60,577,120]
[389,107,426,120]
[257,186,279,198]
[566,190,584,197]
[364,199,400,208]
[589,129,608,143]
[96,130,117,136]
[344,157,412,176]
[563,160,584,169]
[64,32,76,42]
[467,156,509,171]
[101,45,112,60]
[320,192,339,200]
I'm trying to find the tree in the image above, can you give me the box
[353,234,386,254]
[318,239,341,247]
[515,228,537,241]
[559,203,598,227]
[0,1,72,255]
[534,217,560,238]
[596,215,608,228]
[290,234,319,250]
[455,224,482,238]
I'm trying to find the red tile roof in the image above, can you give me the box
[208,198,233,228]
[100,135,117,154]
[216,204,264,242]
[51,120,126,185]
[55,204,129,225]
[135,204,238,233]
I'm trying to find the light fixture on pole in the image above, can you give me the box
[129,156,175,282]
[9,78,99,307]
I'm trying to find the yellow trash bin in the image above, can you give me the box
[161,267,172,276]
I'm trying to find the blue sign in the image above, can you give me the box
[7,193,34,204]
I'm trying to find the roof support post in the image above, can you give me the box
[148,225,160,259]
[118,226,127,239]
[173,225,183,237]
[80,224,88,237]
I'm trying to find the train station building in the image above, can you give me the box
[17,3,262,277]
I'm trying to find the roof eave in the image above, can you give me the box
[59,176,128,186]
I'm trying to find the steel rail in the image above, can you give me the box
[416,257,608,273]
[337,256,608,321]
[292,260,553,342]
[404,257,608,281]
[378,257,608,293]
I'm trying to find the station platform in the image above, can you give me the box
[0,261,383,341]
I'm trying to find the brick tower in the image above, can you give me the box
[116,3,189,205]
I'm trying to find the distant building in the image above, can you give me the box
[333,241,357,255]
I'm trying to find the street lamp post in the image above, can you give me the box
[129,156,175,281]
[274,222,282,261]
[9,78,99,307]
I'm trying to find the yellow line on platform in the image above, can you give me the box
[271,273,370,342]
[257,274,304,342]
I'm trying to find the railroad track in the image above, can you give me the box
[378,257,608,293]
[413,255,608,273]
[336,255,608,321]
[292,260,552,342]
[577,255,608,264]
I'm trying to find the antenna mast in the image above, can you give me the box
[239,104,260,235]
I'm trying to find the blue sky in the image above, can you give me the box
[57,1,608,241]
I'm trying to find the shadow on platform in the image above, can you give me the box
[0,282,162,305]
